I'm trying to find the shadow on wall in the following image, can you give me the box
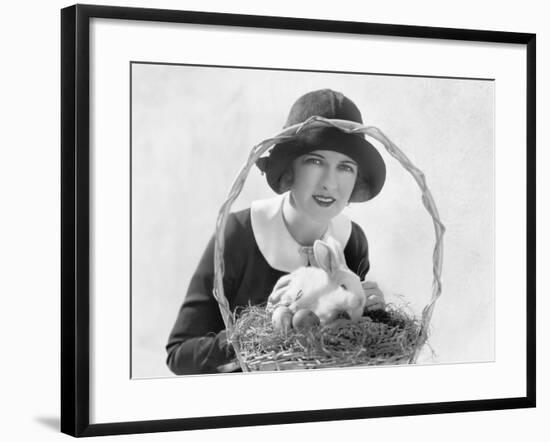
[34,416,59,432]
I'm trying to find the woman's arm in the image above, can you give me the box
[345,222,385,311]
[165,214,245,375]
[344,221,370,280]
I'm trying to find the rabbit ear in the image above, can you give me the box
[325,236,347,265]
[313,239,340,274]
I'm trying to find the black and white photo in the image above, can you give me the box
[131,63,494,377]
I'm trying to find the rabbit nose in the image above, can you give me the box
[334,310,351,320]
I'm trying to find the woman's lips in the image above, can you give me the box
[312,195,336,207]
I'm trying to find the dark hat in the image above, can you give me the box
[256,89,386,202]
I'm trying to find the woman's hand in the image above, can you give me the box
[216,360,241,373]
[362,281,385,311]
[267,274,298,308]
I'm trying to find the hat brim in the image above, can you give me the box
[257,127,386,202]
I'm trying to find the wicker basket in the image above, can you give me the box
[211,117,445,372]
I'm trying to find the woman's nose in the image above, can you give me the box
[321,167,338,191]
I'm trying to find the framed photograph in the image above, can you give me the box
[61,4,536,437]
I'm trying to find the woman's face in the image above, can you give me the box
[289,149,358,223]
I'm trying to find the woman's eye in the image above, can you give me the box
[339,164,356,173]
[304,157,323,166]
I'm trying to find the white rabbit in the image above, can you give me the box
[267,237,366,325]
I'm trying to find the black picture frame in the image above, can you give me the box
[61,4,536,437]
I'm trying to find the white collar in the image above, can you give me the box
[250,193,352,272]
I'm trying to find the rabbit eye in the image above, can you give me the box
[340,284,347,290]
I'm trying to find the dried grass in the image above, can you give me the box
[230,304,421,371]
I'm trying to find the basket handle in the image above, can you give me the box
[213,117,445,370]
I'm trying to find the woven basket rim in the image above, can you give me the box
[212,117,446,372]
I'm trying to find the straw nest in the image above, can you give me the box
[229,304,422,371]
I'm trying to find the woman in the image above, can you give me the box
[166,89,386,375]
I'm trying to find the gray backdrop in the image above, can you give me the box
[131,63,494,378]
